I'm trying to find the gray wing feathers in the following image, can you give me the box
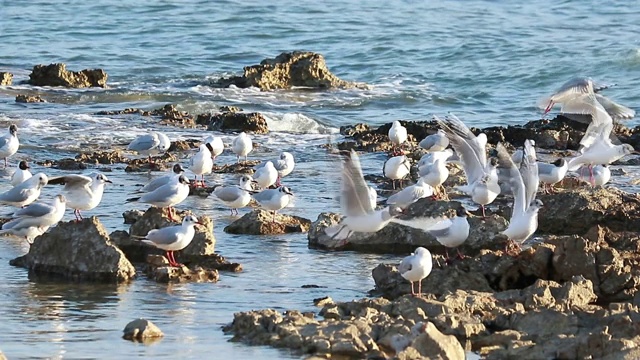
[342,150,374,216]
[0,187,32,203]
[214,187,244,202]
[398,256,413,274]
[520,140,538,208]
[145,228,179,245]
[128,134,158,151]
[14,203,53,217]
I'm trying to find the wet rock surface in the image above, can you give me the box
[197,111,269,134]
[10,217,136,282]
[213,51,367,90]
[16,94,46,103]
[123,318,164,341]
[28,63,107,88]
[75,150,129,165]
[143,254,220,283]
[212,161,260,174]
[224,209,311,235]
[0,72,13,86]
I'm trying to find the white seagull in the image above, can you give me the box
[127,131,171,164]
[128,174,191,221]
[426,207,470,260]
[0,124,19,168]
[211,175,256,215]
[205,135,225,160]
[419,129,449,152]
[383,154,411,190]
[252,186,294,223]
[48,173,112,221]
[0,194,66,243]
[140,163,185,193]
[398,247,433,296]
[577,164,610,186]
[232,132,253,164]
[538,158,568,193]
[190,144,213,187]
[139,214,203,267]
[418,158,449,199]
[256,152,296,185]
[11,160,32,186]
[253,161,278,189]
[388,121,408,150]
[497,141,543,253]
[0,173,48,207]
[386,178,434,209]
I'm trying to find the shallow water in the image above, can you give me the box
[0,0,639,358]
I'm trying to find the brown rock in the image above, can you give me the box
[153,104,195,127]
[0,72,12,86]
[212,161,259,174]
[167,139,195,152]
[9,217,135,282]
[76,150,128,164]
[397,322,465,360]
[28,63,107,88]
[214,51,367,90]
[224,209,311,235]
[52,158,87,170]
[95,108,151,116]
[123,318,164,341]
[198,111,269,134]
[144,255,219,283]
[16,94,46,103]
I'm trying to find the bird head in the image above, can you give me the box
[178,175,191,185]
[280,186,294,196]
[19,161,29,170]
[173,163,185,174]
[95,173,112,184]
[183,215,204,226]
[9,124,17,136]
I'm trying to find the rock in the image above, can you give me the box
[9,218,135,282]
[314,296,334,307]
[224,209,311,235]
[119,208,216,262]
[212,161,259,174]
[124,153,178,172]
[95,108,151,116]
[28,63,107,88]
[76,150,128,164]
[52,158,88,170]
[153,104,195,127]
[122,210,144,224]
[167,139,195,152]
[16,94,46,103]
[122,318,164,341]
[0,72,12,86]
[214,51,367,90]
[144,255,220,283]
[197,111,269,134]
[396,322,465,360]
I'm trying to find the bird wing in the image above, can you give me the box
[252,189,276,203]
[0,186,36,203]
[537,162,556,176]
[128,134,159,151]
[419,135,436,150]
[595,94,635,120]
[140,174,172,193]
[342,150,375,216]
[214,186,244,202]
[427,217,453,238]
[0,136,10,150]
[48,174,93,191]
[551,77,593,102]
[520,139,539,210]
[386,185,427,207]
[578,94,614,149]
[437,114,486,184]
[13,202,54,218]
[145,226,180,246]
[390,216,443,231]
[140,183,178,203]
[398,255,413,275]
[496,143,527,218]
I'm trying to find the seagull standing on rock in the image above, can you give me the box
[138,214,203,267]
[386,178,433,209]
[398,247,433,297]
[128,174,191,221]
[426,207,470,261]
[127,131,171,166]
[418,158,449,199]
[0,173,48,207]
[253,161,278,189]
[205,135,224,160]
[11,160,32,186]
[252,186,294,223]
[48,173,112,221]
[538,158,568,193]
[388,121,407,152]
[256,152,296,186]
[577,164,610,186]
[0,124,19,168]
[0,194,66,243]
[139,163,185,193]
[211,175,256,215]
[190,144,213,187]
[419,129,449,152]
[383,154,411,190]
[232,132,253,164]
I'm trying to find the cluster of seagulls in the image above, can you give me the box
[325,77,638,297]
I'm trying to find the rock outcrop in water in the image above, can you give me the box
[213,51,368,90]
[224,209,312,235]
[10,217,136,282]
[15,94,46,103]
[123,318,164,342]
[196,109,269,134]
[144,254,220,283]
[0,72,12,86]
[28,63,108,88]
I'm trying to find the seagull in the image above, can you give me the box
[417,149,454,168]
[48,173,112,221]
[138,214,203,267]
[232,132,253,164]
[127,174,191,221]
[205,135,224,160]
[426,207,470,261]
[386,178,434,209]
[368,186,377,210]
[418,158,449,199]
[398,247,433,296]
[211,175,256,215]
[252,186,294,223]
[538,158,568,193]
[324,150,439,243]
[577,164,610,186]
[0,173,48,207]
[256,152,296,186]
[419,129,449,152]
[253,161,278,189]
[11,160,32,186]
[566,94,637,183]
[496,141,542,253]
[383,154,411,189]
[437,114,500,216]
[127,132,171,164]
[388,121,408,151]
[139,163,185,193]
[0,194,66,243]
[0,124,19,168]
[540,77,635,120]
[190,144,213,187]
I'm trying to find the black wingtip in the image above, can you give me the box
[126,197,141,203]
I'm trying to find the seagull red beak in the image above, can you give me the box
[543,101,554,114]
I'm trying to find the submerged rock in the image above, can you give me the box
[197,111,269,134]
[28,63,107,88]
[10,217,135,282]
[214,51,367,90]
[144,254,220,283]
[15,94,46,103]
[75,150,128,165]
[0,72,13,86]
[224,209,311,235]
[123,318,164,341]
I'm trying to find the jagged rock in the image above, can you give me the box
[28,63,107,88]
[396,322,465,360]
[224,209,311,235]
[167,139,195,152]
[123,318,164,341]
[95,108,151,116]
[9,217,135,282]
[212,161,259,174]
[117,207,216,262]
[308,199,508,254]
[76,150,128,164]
[197,111,269,134]
[125,153,178,172]
[122,210,144,224]
[213,51,367,90]
[154,104,195,127]
[0,72,12,86]
[16,94,46,103]
[144,255,219,283]
[219,105,243,112]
